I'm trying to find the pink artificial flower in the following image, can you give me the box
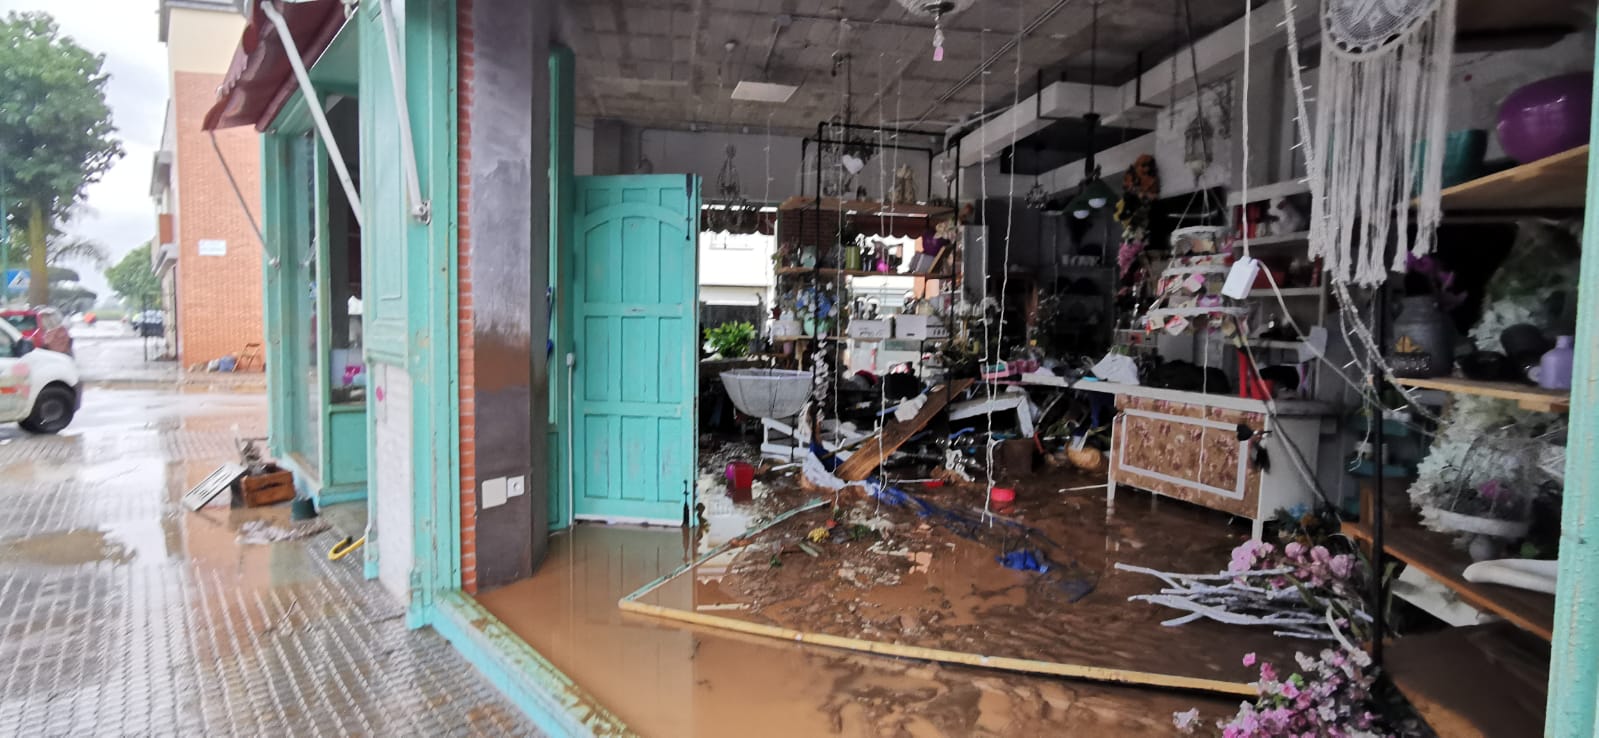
[1243,652,1257,667]
[1284,541,1305,559]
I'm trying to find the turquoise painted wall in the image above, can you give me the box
[1547,53,1599,737]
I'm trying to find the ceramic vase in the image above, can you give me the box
[1389,295,1454,378]
[1537,335,1575,390]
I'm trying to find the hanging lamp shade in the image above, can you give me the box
[1083,178,1114,210]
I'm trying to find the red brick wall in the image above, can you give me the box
[171,70,266,369]
[457,0,478,594]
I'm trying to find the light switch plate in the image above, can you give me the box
[482,477,508,508]
[507,475,525,497]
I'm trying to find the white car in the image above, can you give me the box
[0,318,81,433]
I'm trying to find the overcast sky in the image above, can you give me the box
[1,0,168,299]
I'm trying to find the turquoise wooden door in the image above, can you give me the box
[571,175,699,523]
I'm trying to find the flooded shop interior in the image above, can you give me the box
[452,0,1599,731]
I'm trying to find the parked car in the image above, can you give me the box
[1,306,72,355]
[0,319,81,433]
[129,309,164,338]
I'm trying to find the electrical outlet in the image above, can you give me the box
[482,477,508,508]
[507,475,525,497]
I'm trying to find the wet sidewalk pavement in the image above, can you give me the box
[0,387,537,736]
[70,325,266,390]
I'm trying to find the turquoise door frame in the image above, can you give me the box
[1547,49,1599,736]
[257,18,368,509]
[547,44,574,531]
[569,175,700,524]
[353,0,459,625]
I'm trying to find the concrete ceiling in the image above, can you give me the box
[560,0,1249,137]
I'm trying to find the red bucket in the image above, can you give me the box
[725,461,755,502]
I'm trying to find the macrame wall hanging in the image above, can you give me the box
[1306,0,1458,285]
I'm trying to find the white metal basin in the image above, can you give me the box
[720,369,811,419]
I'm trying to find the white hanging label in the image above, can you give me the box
[1222,256,1261,300]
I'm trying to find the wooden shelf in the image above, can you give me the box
[1239,231,1310,248]
[1437,145,1588,213]
[1226,179,1309,206]
[1457,0,1589,49]
[1386,623,1550,738]
[1392,376,1570,413]
[1248,287,1320,298]
[1345,519,1555,641]
[777,196,955,218]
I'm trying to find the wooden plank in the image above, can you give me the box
[619,597,1256,697]
[833,378,975,481]
[1437,145,1588,213]
[1345,520,1555,641]
[1386,623,1550,738]
[1392,376,1570,413]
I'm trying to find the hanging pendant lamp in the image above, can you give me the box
[1071,2,1111,220]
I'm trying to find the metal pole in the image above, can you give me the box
[1370,282,1387,667]
[0,152,9,307]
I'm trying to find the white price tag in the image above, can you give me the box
[1221,256,1261,299]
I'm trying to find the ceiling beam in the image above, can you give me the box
[955,0,1314,167]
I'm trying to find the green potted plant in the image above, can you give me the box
[704,321,756,359]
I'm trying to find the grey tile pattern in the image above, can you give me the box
[0,388,539,737]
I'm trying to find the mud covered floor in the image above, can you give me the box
[477,524,1241,738]
[635,466,1307,691]
[475,454,1312,737]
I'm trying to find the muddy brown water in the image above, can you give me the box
[645,472,1304,688]
[477,470,1263,737]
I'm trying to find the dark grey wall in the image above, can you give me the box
[467,0,552,589]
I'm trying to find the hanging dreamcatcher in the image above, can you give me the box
[1305,0,1458,285]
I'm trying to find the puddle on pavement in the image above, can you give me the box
[477,517,1239,738]
[0,528,135,566]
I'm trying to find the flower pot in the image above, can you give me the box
[1498,73,1593,164]
[1389,296,1454,378]
[843,244,862,271]
[1535,335,1575,390]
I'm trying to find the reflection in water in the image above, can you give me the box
[477,523,1233,738]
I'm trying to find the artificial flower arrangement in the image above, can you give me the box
[1115,154,1160,288]
[1175,647,1390,738]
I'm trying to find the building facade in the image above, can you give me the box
[152,0,265,369]
[198,1,1599,735]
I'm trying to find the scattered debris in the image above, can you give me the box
[238,519,330,545]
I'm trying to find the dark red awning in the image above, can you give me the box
[201,0,348,132]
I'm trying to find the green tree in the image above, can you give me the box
[105,242,160,307]
[0,12,123,306]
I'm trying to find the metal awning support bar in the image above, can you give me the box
[260,0,364,230]
[207,131,274,264]
[379,0,430,224]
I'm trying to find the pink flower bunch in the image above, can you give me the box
[1118,240,1146,278]
[1176,649,1388,737]
[1229,539,1359,600]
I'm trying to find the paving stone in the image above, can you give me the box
[0,387,539,737]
